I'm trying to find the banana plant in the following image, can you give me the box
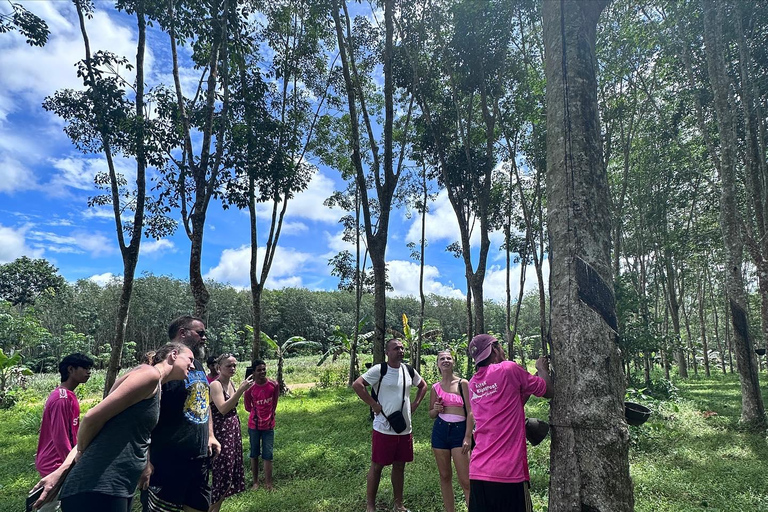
[0,348,32,394]
[389,313,441,367]
[317,317,373,384]
[258,330,321,395]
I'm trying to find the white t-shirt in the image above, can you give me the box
[362,363,422,435]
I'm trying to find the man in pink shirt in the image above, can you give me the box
[243,360,279,490]
[35,353,93,510]
[467,334,553,512]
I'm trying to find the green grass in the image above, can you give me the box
[2,361,768,511]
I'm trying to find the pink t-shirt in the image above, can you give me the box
[468,361,546,483]
[35,387,80,476]
[244,380,279,430]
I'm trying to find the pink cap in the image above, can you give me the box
[468,334,496,364]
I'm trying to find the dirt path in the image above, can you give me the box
[285,382,315,390]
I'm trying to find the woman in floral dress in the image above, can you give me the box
[209,354,253,512]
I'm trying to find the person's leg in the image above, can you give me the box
[391,461,407,511]
[262,430,275,490]
[182,458,212,512]
[208,498,224,512]
[433,448,455,512]
[366,462,384,512]
[250,458,260,490]
[249,428,261,489]
[451,447,470,508]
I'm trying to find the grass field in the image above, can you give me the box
[2,356,767,511]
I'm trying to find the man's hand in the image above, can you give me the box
[411,399,422,413]
[138,460,153,490]
[535,356,549,375]
[208,435,221,459]
[371,402,383,415]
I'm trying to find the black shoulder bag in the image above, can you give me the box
[376,366,408,433]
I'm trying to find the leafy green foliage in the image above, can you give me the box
[0,2,49,47]
[0,257,65,307]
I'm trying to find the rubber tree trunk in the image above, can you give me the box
[543,1,634,510]
[701,0,765,426]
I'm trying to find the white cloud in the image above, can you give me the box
[27,229,116,257]
[279,222,309,236]
[405,190,481,248]
[88,272,116,286]
[48,155,137,197]
[204,245,314,289]
[0,3,139,118]
[82,206,116,221]
[142,239,176,255]
[0,154,35,193]
[0,224,43,263]
[323,228,367,257]
[386,259,464,299]
[482,259,550,304]
[255,171,345,224]
[0,3,147,197]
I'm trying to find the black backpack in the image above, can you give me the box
[369,362,415,421]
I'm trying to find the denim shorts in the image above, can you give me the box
[249,428,274,460]
[431,417,467,450]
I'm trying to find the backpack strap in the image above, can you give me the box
[457,379,468,417]
[374,362,387,401]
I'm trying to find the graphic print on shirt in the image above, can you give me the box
[471,380,498,401]
[184,370,210,424]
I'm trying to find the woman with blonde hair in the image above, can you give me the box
[428,349,474,512]
[208,353,254,512]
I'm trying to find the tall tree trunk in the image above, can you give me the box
[543,1,634,511]
[681,300,697,375]
[698,278,711,376]
[73,0,148,396]
[249,177,262,362]
[734,4,768,369]
[724,290,734,373]
[190,213,210,318]
[707,261,727,374]
[416,165,428,374]
[665,254,688,378]
[702,0,765,425]
[349,182,362,386]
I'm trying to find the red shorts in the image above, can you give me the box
[371,430,413,466]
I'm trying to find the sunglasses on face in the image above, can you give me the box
[187,328,207,338]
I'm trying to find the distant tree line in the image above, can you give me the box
[0,267,554,374]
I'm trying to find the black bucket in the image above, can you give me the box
[625,401,651,426]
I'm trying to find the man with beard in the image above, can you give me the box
[353,338,428,512]
[141,316,221,512]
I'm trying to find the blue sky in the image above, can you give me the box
[0,1,546,303]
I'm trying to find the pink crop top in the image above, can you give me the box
[433,381,466,408]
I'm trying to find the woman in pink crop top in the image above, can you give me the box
[428,350,474,512]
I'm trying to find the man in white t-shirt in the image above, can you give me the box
[353,338,428,512]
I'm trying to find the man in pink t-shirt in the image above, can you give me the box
[467,334,552,512]
[244,360,279,490]
[35,353,93,511]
